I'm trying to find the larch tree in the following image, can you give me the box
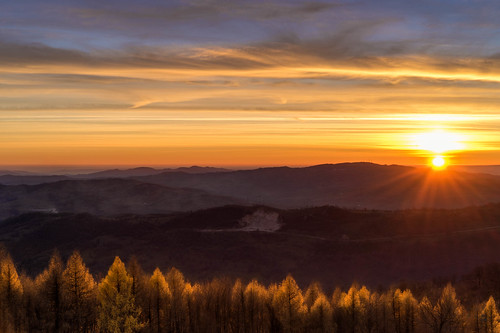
[230,279,246,333]
[184,282,203,333]
[98,256,143,333]
[307,294,334,333]
[304,282,323,310]
[148,268,170,333]
[272,275,307,333]
[481,296,500,333]
[165,267,188,333]
[36,252,65,333]
[392,289,417,333]
[244,280,269,333]
[62,251,97,332]
[0,255,23,332]
[338,286,363,333]
[419,284,466,333]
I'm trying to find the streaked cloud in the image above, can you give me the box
[1,0,500,166]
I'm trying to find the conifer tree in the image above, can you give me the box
[126,256,148,328]
[308,294,333,333]
[184,282,202,333]
[419,284,466,333]
[304,282,323,310]
[37,252,65,332]
[244,280,269,333]
[20,274,39,332]
[390,289,418,333]
[230,279,246,333]
[62,251,97,332]
[148,268,170,333]
[98,256,143,333]
[272,275,307,333]
[0,255,23,332]
[165,267,188,333]
[481,296,500,333]
[338,286,363,333]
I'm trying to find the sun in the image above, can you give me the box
[431,155,447,170]
[410,129,467,169]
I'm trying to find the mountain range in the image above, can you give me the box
[1,163,500,220]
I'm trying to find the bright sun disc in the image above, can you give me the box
[432,156,446,169]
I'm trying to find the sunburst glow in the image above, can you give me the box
[431,156,446,169]
[413,130,465,154]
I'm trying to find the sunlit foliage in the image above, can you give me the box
[1,251,500,332]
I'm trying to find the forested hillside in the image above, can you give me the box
[0,250,499,333]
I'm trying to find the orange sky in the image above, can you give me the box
[2,1,500,167]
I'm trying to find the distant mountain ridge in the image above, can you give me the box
[135,162,500,210]
[0,166,231,185]
[0,178,241,220]
[73,165,231,179]
[1,163,500,215]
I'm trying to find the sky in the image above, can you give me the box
[1,0,500,168]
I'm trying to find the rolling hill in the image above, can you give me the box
[2,204,500,287]
[135,163,500,210]
[0,178,241,220]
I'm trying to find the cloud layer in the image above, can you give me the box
[1,0,500,166]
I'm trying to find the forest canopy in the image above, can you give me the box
[0,250,499,333]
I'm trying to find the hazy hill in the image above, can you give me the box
[3,163,500,211]
[0,179,240,220]
[136,163,500,209]
[2,204,500,287]
[0,166,231,185]
[74,166,230,179]
[0,174,70,185]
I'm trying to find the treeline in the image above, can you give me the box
[0,251,499,333]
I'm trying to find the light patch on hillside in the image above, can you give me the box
[238,210,282,232]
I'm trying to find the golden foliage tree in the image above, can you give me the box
[480,296,500,333]
[392,289,417,333]
[244,280,269,333]
[98,256,143,333]
[338,285,363,333]
[148,268,170,333]
[272,275,307,333]
[36,252,65,333]
[62,251,97,332]
[308,294,333,333]
[0,255,23,332]
[419,284,466,333]
[165,267,188,333]
[230,279,246,333]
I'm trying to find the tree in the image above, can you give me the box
[419,284,466,333]
[126,256,148,327]
[165,267,188,333]
[308,294,333,333]
[62,251,97,332]
[304,282,323,310]
[392,289,417,333]
[36,252,65,332]
[98,256,143,333]
[231,279,246,333]
[148,268,170,333]
[481,296,500,333]
[244,280,269,333]
[338,285,363,333]
[0,255,23,332]
[272,275,307,333]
